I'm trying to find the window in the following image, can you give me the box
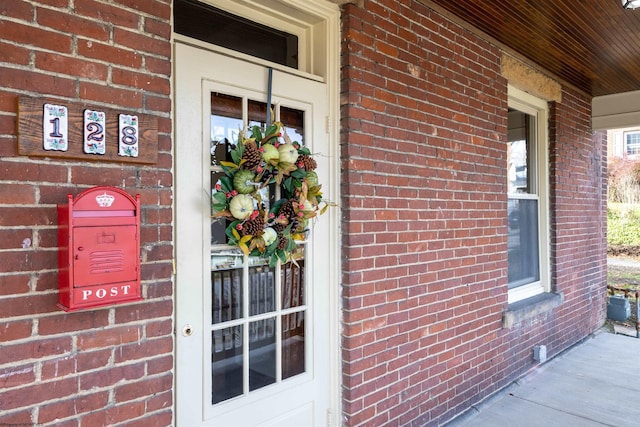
[507,86,550,303]
[625,131,640,156]
[174,0,299,69]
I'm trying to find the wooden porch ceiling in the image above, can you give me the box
[424,0,640,97]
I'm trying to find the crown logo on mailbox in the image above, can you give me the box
[95,192,115,207]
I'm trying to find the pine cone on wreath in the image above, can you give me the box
[277,235,289,250]
[278,199,297,221]
[298,154,317,171]
[272,222,287,233]
[241,215,265,236]
[242,141,263,171]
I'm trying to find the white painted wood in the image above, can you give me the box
[593,89,640,130]
[175,41,336,426]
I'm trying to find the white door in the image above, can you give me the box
[175,42,332,426]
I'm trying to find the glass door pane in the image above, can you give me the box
[209,91,308,405]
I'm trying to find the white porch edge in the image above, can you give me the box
[593,90,640,130]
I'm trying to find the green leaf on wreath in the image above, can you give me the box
[276,250,288,263]
[298,147,311,156]
[266,123,278,136]
[283,177,293,195]
[220,176,233,192]
[269,253,279,268]
[213,191,227,204]
[251,126,263,142]
[291,168,306,179]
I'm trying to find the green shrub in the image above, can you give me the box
[608,203,640,246]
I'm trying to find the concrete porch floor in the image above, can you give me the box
[445,330,640,426]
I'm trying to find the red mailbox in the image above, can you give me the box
[58,186,142,311]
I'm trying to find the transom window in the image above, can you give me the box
[174,0,298,68]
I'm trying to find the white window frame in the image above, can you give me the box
[624,130,640,156]
[507,86,550,304]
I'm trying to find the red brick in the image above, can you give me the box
[115,373,172,403]
[145,280,173,299]
[69,165,137,187]
[119,411,173,427]
[0,41,31,65]
[0,410,33,427]
[40,348,113,380]
[33,270,58,292]
[147,355,173,375]
[143,244,173,263]
[0,67,75,97]
[114,300,172,324]
[0,336,71,365]
[79,401,146,427]
[139,261,173,281]
[0,273,31,295]
[0,377,76,410]
[112,67,170,95]
[146,391,172,412]
[0,135,19,156]
[78,38,143,68]
[36,228,58,249]
[145,93,172,113]
[36,51,109,80]
[78,82,143,109]
[0,21,72,53]
[145,319,172,338]
[113,28,170,58]
[0,0,34,19]
[0,319,32,342]
[0,160,68,184]
[0,292,58,317]
[39,310,110,335]
[0,183,37,204]
[0,364,36,387]
[114,336,172,363]
[77,325,144,350]
[74,0,139,29]
[116,0,171,17]
[36,7,110,41]
[144,17,172,40]
[38,392,109,425]
[79,362,145,390]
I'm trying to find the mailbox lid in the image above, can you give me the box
[73,186,138,212]
[73,225,138,287]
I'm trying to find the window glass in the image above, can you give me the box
[174,0,298,68]
[625,132,640,155]
[507,108,540,289]
[209,91,309,404]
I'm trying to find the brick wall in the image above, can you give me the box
[339,1,606,426]
[0,1,173,426]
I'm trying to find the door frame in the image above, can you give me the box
[171,1,341,425]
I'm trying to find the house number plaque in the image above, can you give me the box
[43,104,68,151]
[17,96,158,164]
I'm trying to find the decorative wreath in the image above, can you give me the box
[212,121,328,267]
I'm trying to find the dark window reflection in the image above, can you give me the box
[212,326,243,404]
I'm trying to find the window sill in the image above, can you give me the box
[502,292,564,328]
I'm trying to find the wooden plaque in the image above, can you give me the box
[18,96,158,164]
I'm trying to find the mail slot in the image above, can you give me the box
[58,186,142,311]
